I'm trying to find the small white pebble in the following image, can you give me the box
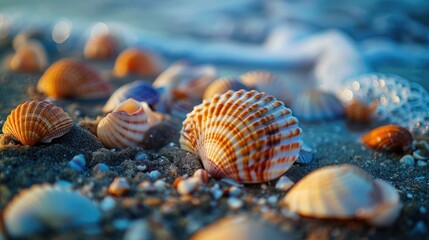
[267,195,278,205]
[211,188,223,200]
[177,177,200,195]
[275,176,294,191]
[137,164,148,171]
[149,170,161,181]
[100,196,116,211]
[227,197,243,210]
[228,186,241,197]
[407,193,413,199]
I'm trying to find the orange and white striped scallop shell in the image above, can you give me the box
[10,40,48,73]
[180,90,303,183]
[113,48,163,77]
[84,34,119,60]
[97,98,163,149]
[360,124,413,153]
[37,58,112,99]
[2,100,73,146]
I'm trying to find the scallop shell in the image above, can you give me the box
[281,164,402,227]
[345,98,379,123]
[361,124,413,153]
[84,34,119,60]
[180,90,303,183]
[113,48,163,77]
[97,98,163,149]
[10,40,48,73]
[37,58,112,99]
[240,71,291,104]
[2,100,73,146]
[103,80,159,113]
[153,61,217,104]
[3,184,101,237]
[203,77,251,100]
[292,89,344,122]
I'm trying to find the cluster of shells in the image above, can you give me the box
[1,28,427,238]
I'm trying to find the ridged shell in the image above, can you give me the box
[103,80,159,113]
[345,98,379,123]
[361,124,413,153]
[84,34,118,60]
[153,61,217,103]
[10,40,48,73]
[281,164,401,227]
[97,98,163,149]
[2,100,73,146]
[180,90,303,183]
[3,184,101,237]
[37,58,112,99]
[240,71,291,104]
[113,48,163,77]
[292,89,344,122]
[203,77,251,100]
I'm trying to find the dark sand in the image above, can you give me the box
[0,52,428,240]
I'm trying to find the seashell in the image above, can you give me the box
[399,154,414,166]
[296,143,314,164]
[292,89,344,122]
[180,90,303,183]
[170,99,196,120]
[10,40,48,73]
[103,80,159,113]
[97,98,163,149]
[2,100,73,146]
[203,77,251,100]
[37,58,112,99]
[113,48,163,77]
[3,184,101,237]
[281,164,402,227]
[240,71,291,104]
[153,61,217,104]
[68,154,86,173]
[84,34,119,60]
[177,177,200,195]
[108,177,130,196]
[193,169,209,184]
[361,124,413,153]
[345,98,379,123]
[275,176,294,191]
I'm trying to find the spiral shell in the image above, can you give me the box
[292,89,344,122]
[113,48,163,77]
[3,184,101,237]
[97,98,163,149]
[10,40,48,73]
[84,34,119,60]
[103,80,159,113]
[37,58,112,99]
[281,164,401,227]
[240,71,291,104]
[180,90,303,183]
[203,77,251,100]
[2,100,73,146]
[361,124,413,153]
[345,98,379,123]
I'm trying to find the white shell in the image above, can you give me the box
[180,90,302,183]
[281,164,402,226]
[3,184,101,237]
[97,98,163,149]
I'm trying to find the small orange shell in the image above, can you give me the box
[2,100,73,146]
[84,34,118,60]
[113,48,162,77]
[360,124,412,152]
[37,58,112,99]
[203,77,251,100]
[10,41,48,73]
[345,99,379,123]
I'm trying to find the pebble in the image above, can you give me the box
[55,180,73,189]
[93,163,110,173]
[211,187,224,200]
[227,186,241,197]
[193,169,209,184]
[419,206,427,214]
[399,155,415,166]
[135,151,150,162]
[417,160,427,167]
[149,170,161,181]
[99,196,116,211]
[227,197,243,210]
[137,162,148,171]
[275,176,294,191]
[124,219,151,240]
[407,193,413,199]
[68,154,86,173]
[177,177,200,195]
[113,218,131,230]
[267,195,278,205]
[108,177,130,196]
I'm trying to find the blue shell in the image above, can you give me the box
[296,144,314,164]
[103,80,159,112]
[68,154,86,173]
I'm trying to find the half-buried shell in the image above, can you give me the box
[360,124,413,153]
[113,48,163,77]
[180,90,303,183]
[281,164,402,227]
[203,77,251,100]
[84,34,119,60]
[10,40,48,73]
[2,100,73,146]
[97,98,163,149]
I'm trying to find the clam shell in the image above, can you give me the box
[361,124,413,153]
[180,90,303,183]
[10,40,48,73]
[2,100,73,146]
[345,98,379,123]
[113,48,163,77]
[203,77,251,100]
[103,80,159,113]
[240,71,291,104]
[97,98,163,149]
[84,34,119,60]
[3,184,101,237]
[281,164,401,227]
[292,89,344,122]
[37,58,112,99]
